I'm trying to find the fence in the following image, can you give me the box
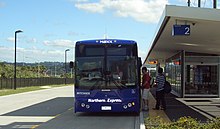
[0,78,74,89]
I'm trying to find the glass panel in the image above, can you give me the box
[107,48,126,56]
[175,60,181,93]
[165,54,182,96]
[185,65,218,95]
[75,45,104,57]
[106,56,137,88]
[86,48,104,56]
[75,44,138,89]
[75,57,105,89]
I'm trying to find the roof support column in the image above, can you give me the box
[181,50,185,98]
[214,0,217,9]
[187,0,190,7]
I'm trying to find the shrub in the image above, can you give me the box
[145,116,220,129]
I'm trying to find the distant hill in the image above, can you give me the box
[0,62,74,78]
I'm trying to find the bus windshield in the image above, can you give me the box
[75,44,137,89]
[76,57,105,89]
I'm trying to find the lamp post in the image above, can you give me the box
[14,30,23,90]
[65,49,70,84]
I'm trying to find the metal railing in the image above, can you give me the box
[0,78,74,89]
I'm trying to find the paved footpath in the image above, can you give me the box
[147,88,220,123]
[0,86,73,128]
[142,92,170,123]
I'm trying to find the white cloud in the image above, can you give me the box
[1,38,76,62]
[6,36,25,43]
[43,39,75,48]
[47,50,63,55]
[26,38,37,43]
[6,37,15,42]
[74,0,168,23]
[75,2,105,13]
[0,46,16,62]
[0,46,74,63]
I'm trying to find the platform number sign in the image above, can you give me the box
[172,25,190,36]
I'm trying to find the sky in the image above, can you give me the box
[0,0,217,63]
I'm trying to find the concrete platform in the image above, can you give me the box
[145,88,219,123]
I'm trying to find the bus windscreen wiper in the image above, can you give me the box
[89,78,104,90]
[109,78,127,89]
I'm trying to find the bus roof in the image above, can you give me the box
[76,39,137,45]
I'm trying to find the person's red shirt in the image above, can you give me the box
[142,72,151,89]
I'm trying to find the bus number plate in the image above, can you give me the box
[101,106,111,110]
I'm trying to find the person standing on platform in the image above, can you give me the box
[141,67,151,111]
[153,67,166,110]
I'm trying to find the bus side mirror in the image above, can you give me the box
[69,61,74,68]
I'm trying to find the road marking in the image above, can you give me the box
[68,107,73,111]
[30,113,62,128]
[0,116,53,126]
[54,114,61,118]
[30,125,39,129]
[13,125,35,128]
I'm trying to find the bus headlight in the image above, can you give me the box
[86,105,90,109]
[123,105,127,109]
[128,103,132,107]
[81,103,85,107]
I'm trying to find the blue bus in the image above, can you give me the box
[74,39,141,114]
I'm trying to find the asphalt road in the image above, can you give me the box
[37,109,138,129]
[0,86,139,129]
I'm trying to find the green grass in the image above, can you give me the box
[0,84,73,96]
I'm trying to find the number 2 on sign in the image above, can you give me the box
[185,27,190,35]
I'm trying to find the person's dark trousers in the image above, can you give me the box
[155,90,166,109]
